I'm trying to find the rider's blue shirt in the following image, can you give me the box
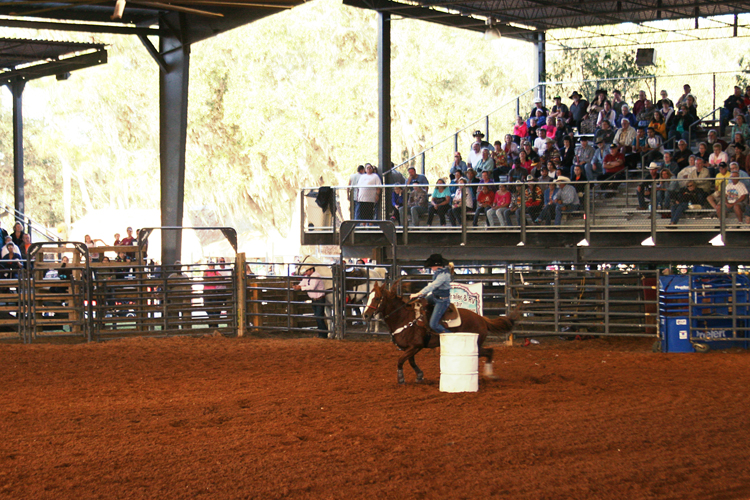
[418,267,451,299]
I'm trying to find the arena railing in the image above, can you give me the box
[0,201,62,243]
[302,178,747,242]
[386,71,742,184]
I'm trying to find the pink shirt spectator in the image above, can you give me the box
[513,122,528,138]
[299,271,326,299]
[493,190,511,208]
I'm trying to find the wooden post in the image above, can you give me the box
[236,252,246,337]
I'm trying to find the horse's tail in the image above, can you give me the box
[484,307,522,335]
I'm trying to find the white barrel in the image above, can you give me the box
[439,333,479,393]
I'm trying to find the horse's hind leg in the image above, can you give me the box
[479,346,497,378]
[397,347,421,384]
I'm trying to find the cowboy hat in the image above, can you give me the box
[473,130,485,138]
[647,162,659,170]
[424,254,449,268]
[555,176,571,183]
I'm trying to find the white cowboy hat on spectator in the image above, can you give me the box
[533,97,542,104]
[647,162,659,170]
[555,176,571,183]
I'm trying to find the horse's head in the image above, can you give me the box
[362,282,384,321]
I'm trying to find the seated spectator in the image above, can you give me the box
[426,179,451,226]
[637,163,661,209]
[685,94,698,115]
[536,180,560,225]
[712,172,748,222]
[598,144,626,194]
[0,236,21,259]
[508,161,527,183]
[527,117,539,142]
[492,154,512,182]
[541,116,557,141]
[707,162,731,209]
[673,139,692,171]
[706,130,728,152]
[574,136,595,178]
[85,234,105,263]
[728,133,750,158]
[1,241,23,279]
[448,178,473,227]
[677,156,697,187]
[467,141,482,170]
[580,90,607,134]
[659,98,674,125]
[688,157,712,195]
[656,169,679,210]
[657,90,674,110]
[587,136,609,181]
[596,101,616,130]
[721,85,745,136]
[10,222,25,258]
[555,118,570,149]
[535,165,552,184]
[728,137,750,173]
[568,91,589,130]
[516,150,533,174]
[474,148,495,175]
[676,84,693,109]
[669,180,705,226]
[613,119,636,158]
[528,97,548,124]
[522,140,540,163]
[479,170,496,192]
[390,185,404,225]
[649,111,667,140]
[405,183,429,226]
[708,142,730,172]
[668,104,697,144]
[641,127,665,166]
[696,142,710,163]
[487,184,511,227]
[595,120,615,146]
[731,114,750,144]
[503,183,523,226]
[551,176,581,225]
[633,90,648,115]
[465,168,478,200]
[636,97,654,127]
[617,105,637,129]
[559,136,576,176]
[730,161,750,190]
[540,138,560,166]
[448,152,467,179]
[449,169,464,195]
[513,116,528,143]
[524,178,544,222]
[661,151,679,177]
[549,95,569,121]
[500,134,519,163]
[471,130,494,152]
[473,185,494,227]
[534,128,549,155]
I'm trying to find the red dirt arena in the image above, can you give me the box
[1,334,749,500]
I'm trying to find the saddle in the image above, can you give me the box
[413,299,462,331]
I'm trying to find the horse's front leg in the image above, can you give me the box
[397,347,421,384]
[407,351,424,382]
[479,346,498,379]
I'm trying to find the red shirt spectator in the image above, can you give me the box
[603,146,625,174]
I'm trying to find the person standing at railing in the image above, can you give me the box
[528,97,548,124]
[292,265,328,339]
[355,164,382,222]
[349,165,364,217]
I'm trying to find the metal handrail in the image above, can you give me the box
[0,199,61,243]
[687,106,723,147]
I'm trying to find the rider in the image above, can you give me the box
[410,254,453,334]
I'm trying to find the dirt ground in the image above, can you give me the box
[1,334,750,500]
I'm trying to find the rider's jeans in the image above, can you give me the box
[427,294,450,333]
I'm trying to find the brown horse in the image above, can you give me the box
[363,281,518,384]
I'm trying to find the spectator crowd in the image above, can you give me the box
[348,83,750,228]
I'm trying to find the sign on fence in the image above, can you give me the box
[450,282,483,315]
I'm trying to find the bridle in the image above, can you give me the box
[364,288,413,320]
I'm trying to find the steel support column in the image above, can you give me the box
[159,15,190,267]
[10,79,26,220]
[378,12,391,176]
[535,32,546,102]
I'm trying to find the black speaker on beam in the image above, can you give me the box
[636,48,656,67]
